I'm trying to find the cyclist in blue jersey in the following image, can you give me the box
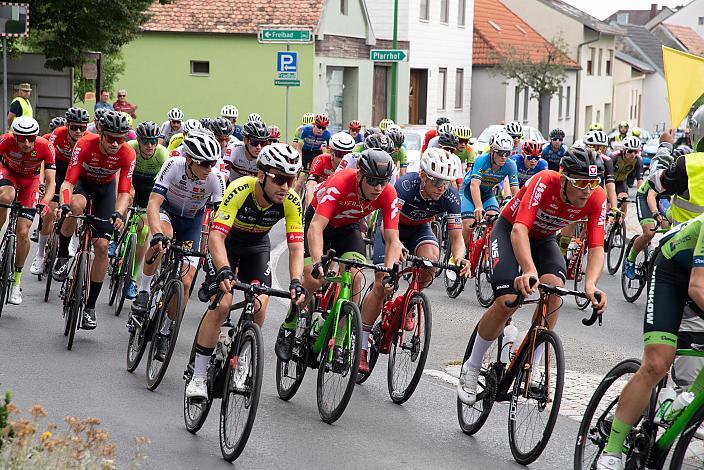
[461,130,519,242]
[542,128,568,171]
[346,119,364,144]
[513,140,548,188]
[295,113,331,191]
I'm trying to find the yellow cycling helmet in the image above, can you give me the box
[631,127,641,137]
[119,111,134,129]
[379,118,395,132]
[301,112,315,125]
[618,120,629,129]
[453,125,472,140]
[588,122,603,131]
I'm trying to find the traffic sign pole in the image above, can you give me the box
[390,0,398,122]
[285,43,289,144]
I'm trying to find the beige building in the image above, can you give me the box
[611,51,654,129]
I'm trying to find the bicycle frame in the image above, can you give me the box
[566,220,587,280]
[377,263,426,355]
[313,269,353,362]
[467,216,496,274]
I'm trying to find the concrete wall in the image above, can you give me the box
[365,0,409,41]
[665,0,704,37]
[577,35,616,134]
[612,58,645,129]
[642,73,670,132]
[319,0,369,39]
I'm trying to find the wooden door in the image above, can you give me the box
[373,65,388,126]
[409,69,428,125]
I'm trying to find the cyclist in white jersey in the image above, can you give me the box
[224,120,268,183]
[159,107,184,146]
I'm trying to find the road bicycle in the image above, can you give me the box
[620,226,668,303]
[184,281,293,462]
[356,253,460,404]
[126,242,204,391]
[0,198,34,319]
[40,218,59,302]
[605,198,630,275]
[443,213,496,307]
[431,213,449,278]
[188,202,214,298]
[565,219,590,310]
[275,249,384,423]
[574,333,704,469]
[107,206,146,317]
[457,280,602,465]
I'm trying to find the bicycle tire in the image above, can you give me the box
[475,247,494,308]
[219,322,263,462]
[355,315,381,385]
[457,322,500,435]
[606,221,626,275]
[387,292,432,404]
[0,236,10,319]
[146,280,185,391]
[508,329,565,465]
[668,393,704,469]
[114,235,136,317]
[621,236,647,303]
[443,247,465,299]
[126,313,151,373]
[66,253,86,351]
[183,316,213,434]
[574,250,590,310]
[276,317,308,400]
[573,358,641,470]
[316,301,361,424]
[43,233,57,302]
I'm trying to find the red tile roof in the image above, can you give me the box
[473,0,579,68]
[142,0,325,34]
[663,23,704,56]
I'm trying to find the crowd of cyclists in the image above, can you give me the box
[3,99,704,468]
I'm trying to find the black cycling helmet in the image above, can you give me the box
[242,120,269,140]
[199,117,213,129]
[209,117,234,138]
[364,127,380,140]
[99,110,130,134]
[93,108,108,122]
[358,148,395,179]
[549,128,565,140]
[438,131,459,149]
[136,120,160,140]
[65,106,90,124]
[560,146,604,178]
[364,132,394,153]
[385,127,405,148]
[49,117,67,132]
[436,116,450,127]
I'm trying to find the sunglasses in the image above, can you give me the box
[117,94,126,98]
[69,124,87,132]
[586,145,606,152]
[196,160,217,169]
[15,134,36,143]
[266,172,296,186]
[364,176,390,187]
[426,175,450,188]
[526,155,540,161]
[268,138,280,144]
[552,137,563,142]
[625,149,638,154]
[248,139,267,147]
[458,138,469,144]
[567,177,601,190]
[332,149,350,159]
[495,150,511,158]
[170,120,182,125]
[102,134,126,145]
[316,125,327,131]
[140,138,158,145]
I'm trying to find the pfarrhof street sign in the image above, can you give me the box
[370,49,407,62]
[259,27,313,44]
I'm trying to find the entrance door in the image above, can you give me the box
[373,65,389,126]
[326,66,344,133]
[409,69,428,125]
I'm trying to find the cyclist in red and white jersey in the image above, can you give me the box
[304,131,355,206]
[457,147,608,405]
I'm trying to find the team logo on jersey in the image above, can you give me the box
[530,179,546,207]
[319,187,340,205]
[182,240,194,250]
[31,151,37,157]
[588,165,598,177]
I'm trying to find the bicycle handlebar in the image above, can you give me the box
[313,249,396,279]
[145,240,207,264]
[405,253,460,273]
[208,280,294,310]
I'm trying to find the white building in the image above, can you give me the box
[663,0,704,38]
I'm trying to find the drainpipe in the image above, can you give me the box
[574,31,601,139]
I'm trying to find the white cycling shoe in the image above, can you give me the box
[186,377,208,399]
[457,361,480,406]
[8,285,22,305]
[30,255,44,275]
[596,453,623,470]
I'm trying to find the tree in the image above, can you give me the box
[490,35,573,137]
[72,51,125,103]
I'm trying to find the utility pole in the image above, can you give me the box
[389,0,398,121]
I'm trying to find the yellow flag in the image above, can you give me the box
[663,46,704,127]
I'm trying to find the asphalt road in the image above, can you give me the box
[0,218,648,469]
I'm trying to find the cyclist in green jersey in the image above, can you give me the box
[453,125,475,172]
[385,127,408,176]
[167,119,202,152]
[596,212,704,470]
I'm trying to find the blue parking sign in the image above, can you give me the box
[277,51,298,74]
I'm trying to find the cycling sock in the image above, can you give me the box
[468,333,494,369]
[139,273,154,293]
[194,344,214,378]
[627,247,639,263]
[688,368,704,396]
[532,342,545,366]
[86,281,103,309]
[13,267,21,286]
[58,234,71,258]
[604,416,632,455]
[282,306,297,330]
[160,318,173,336]
[361,323,373,352]
[37,233,48,257]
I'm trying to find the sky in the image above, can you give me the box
[565,0,689,20]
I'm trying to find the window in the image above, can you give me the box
[606,50,613,76]
[514,86,521,121]
[458,0,466,26]
[440,0,449,24]
[522,87,529,122]
[455,69,464,109]
[586,47,595,75]
[566,86,571,118]
[437,68,447,110]
[598,48,603,76]
[190,60,209,76]
[616,13,629,25]
[340,0,348,15]
[699,16,704,25]
[420,0,429,21]
[558,86,563,119]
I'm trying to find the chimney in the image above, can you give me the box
[650,3,658,19]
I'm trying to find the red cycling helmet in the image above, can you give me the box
[314,113,329,128]
[348,119,361,132]
[522,140,542,157]
[268,125,281,142]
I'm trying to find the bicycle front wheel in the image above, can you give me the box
[146,280,185,391]
[621,237,647,303]
[317,301,361,424]
[475,247,494,307]
[606,222,626,275]
[183,316,213,434]
[276,322,307,401]
[387,292,431,404]
[220,322,263,462]
[669,398,704,469]
[574,250,590,310]
[574,359,640,470]
[508,329,565,465]
[0,236,12,319]
[114,235,136,317]
[66,254,86,351]
[43,233,57,302]
[443,248,465,299]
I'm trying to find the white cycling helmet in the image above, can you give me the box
[420,147,457,181]
[220,105,239,119]
[505,121,523,138]
[622,135,642,151]
[182,130,220,163]
[583,130,608,147]
[452,154,464,180]
[329,132,356,152]
[490,130,514,152]
[182,119,202,134]
[167,107,184,121]
[257,142,302,175]
[438,122,454,135]
[11,116,39,136]
[248,112,263,123]
[386,124,402,133]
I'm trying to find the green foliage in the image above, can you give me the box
[0,388,11,450]
[73,51,125,103]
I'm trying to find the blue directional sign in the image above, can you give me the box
[277,51,298,80]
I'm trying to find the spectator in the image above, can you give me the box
[94,89,114,113]
[112,89,137,118]
[7,82,33,128]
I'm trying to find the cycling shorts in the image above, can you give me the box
[373,221,436,264]
[302,205,366,264]
[132,175,155,209]
[489,217,567,298]
[159,209,204,267]
[203,235,272,296]
[635,191,656,227]
[51,160,69,203]
[0,163,40,220]
[302,148,323,170]
[460,191,499,220]
[73,178,116,240]
[615,180,629,195]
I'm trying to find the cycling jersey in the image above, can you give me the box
[606,151,643,183]
[86,122,98,134]
[212,175,303,244]
[299,125,331,152]
[501,170,607,247]
[167,132,184,151]
[311,168,399,229]
[233,124,244,142]
[345,130,364,144]
[151,156,224,217]
[0,134,55,176]
[511,154,548,188]
[422,129,437,153]
[466,152,519,198]
[308,153,336,183]
[49,126,79,163]
[540,142,568,172]
[395,172,461,228]
[65,133,135,193]
[159,121,182,145]
[456,147,477,165]
[392,146,408,167]
[660,213,704,268]
[336,152,400,184]
[128,140,168,180]
[223,143,258,182]
[293,124,304,142]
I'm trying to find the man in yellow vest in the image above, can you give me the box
[7,83,32,128]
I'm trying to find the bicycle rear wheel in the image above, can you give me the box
[475,248,494,307]
[113,235,136,317]
[387,292,431,404]
[621,237,647,303]
[573,359,640,470]
[443,248,465,299]
[574,250,590,310]
[66,254,86,351]
[457,322,501,435]
[43,233,57,302]
[606,222,626,275]
[126,299,153,372]
[0,236,12,319]
[355,315,381,385]
[317,301,361,424]
[508,329,565,465]
[276,322,308,401]
[668,398,704,469]
[146,280,185,391]
[219,322,263,462]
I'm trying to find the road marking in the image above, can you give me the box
[270,240,289,306]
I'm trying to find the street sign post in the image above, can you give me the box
[0,3,30,132]
[258,28,313,44]
[370,49,407,62]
